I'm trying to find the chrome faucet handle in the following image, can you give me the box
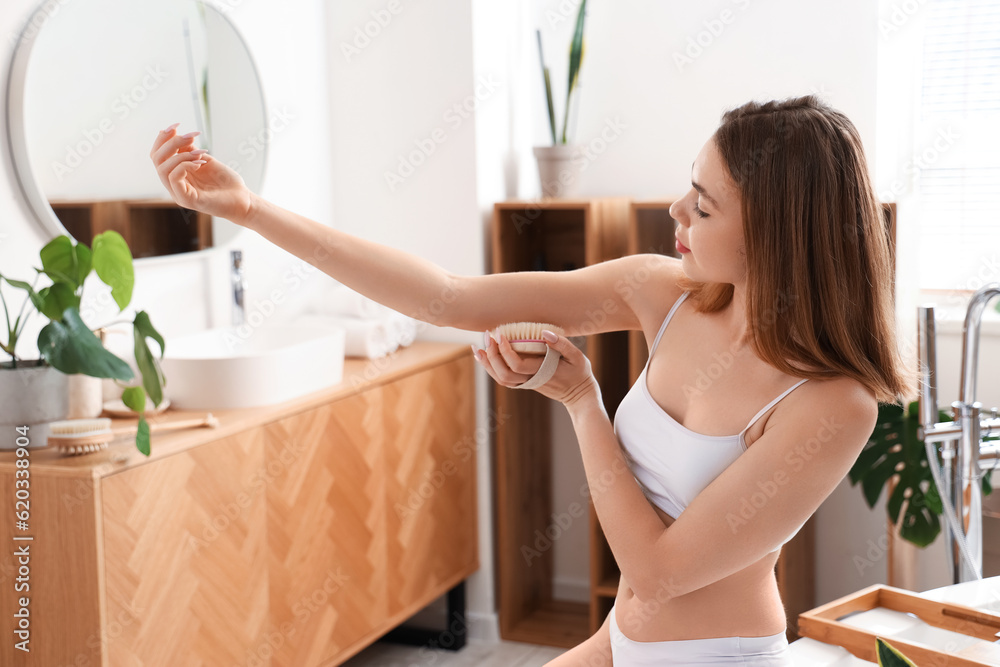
[230,249,246,327]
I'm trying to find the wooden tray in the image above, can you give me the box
[798,583,1000,665]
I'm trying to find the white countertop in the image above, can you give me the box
[788,576,1000,665]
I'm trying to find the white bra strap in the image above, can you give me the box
[741,378,810,433]
[650,291,690,357]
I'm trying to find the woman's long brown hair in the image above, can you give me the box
[677,95,917,405]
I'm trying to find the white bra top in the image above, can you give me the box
[613,290,810,547]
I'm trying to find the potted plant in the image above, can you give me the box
[534,0,588,198]
[849,399,999,548]
[0,231,166,455]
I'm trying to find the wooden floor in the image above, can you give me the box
[342,638,568,666]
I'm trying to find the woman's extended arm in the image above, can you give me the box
[150,125,674,334]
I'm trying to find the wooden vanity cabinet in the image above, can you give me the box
[0,343,476,667]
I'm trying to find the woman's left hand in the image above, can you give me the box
[473,330,601,410]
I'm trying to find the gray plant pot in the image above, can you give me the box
[0,360,69,449]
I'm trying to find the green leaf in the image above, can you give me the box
[561,0,588,144]
[924,478,943,514]
[74,242,92,287]
[132,310,165,406]
[122,389,151,456]
[92,231,134,310]
[121,386,146,414]
[876,637,918,666]
[37,283,80,321]
[135,416,150,457]
[851,400,943,548]
[38,236,80,288]
[536,30,557,145]
[37,308,133,380]
[0,274,45,313]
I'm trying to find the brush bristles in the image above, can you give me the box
[59,441,109,456]
[49,418,112,438]
[490,322,564,354]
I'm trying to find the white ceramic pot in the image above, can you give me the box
[0,360,69,449]
[533,144,584,198]
[67,373,104,419]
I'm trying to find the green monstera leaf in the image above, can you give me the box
[92,231,134,310]
[38,307,133,380]
[121,387,151,457]
[36,236,91,290]
[37,283,80,321]
[132,310,165,407]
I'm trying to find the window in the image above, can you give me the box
[911,0,1000,293]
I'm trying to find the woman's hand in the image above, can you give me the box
[473,330,602,410]
[149,124,255,225]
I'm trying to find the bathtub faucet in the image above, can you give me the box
[918,283,1000,583]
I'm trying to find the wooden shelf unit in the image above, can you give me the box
[491,198,630,648]
[49,198,212,258]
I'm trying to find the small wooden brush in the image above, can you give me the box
[48,414,219,456]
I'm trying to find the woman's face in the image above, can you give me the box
[669,138,746,285]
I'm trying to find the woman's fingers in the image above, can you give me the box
[149,124,179,158]
[151,130,201,166]
[494,335,543,375]
[156,148,208,183]
[481,335,539,386]
[167,161,203,201]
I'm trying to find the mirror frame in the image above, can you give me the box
[4,0,268,262]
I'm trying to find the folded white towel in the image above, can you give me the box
[309,285,392,319]
[294,314,398,359]
[385,310,418,347]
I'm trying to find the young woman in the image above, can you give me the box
[150,94,914,666]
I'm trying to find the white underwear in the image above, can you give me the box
[609,603,792,666]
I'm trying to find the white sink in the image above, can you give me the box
[159,323,346,410]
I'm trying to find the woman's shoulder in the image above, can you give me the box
[770,370,879,442]
[628,254,687,330]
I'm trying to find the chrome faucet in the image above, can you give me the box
[231,250,246,327]
[918,283,1000,583]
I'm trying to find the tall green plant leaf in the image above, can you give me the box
[561,0,588,144]
[876,637,917,665]
[536,30,557,145]
[92,231,134,310]
[38,307,133,380]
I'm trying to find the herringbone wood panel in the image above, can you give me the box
[102,430,269,666]
[265,387,387,666]
[383,359,477,616]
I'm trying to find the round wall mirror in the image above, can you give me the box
[6,0,268,260]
